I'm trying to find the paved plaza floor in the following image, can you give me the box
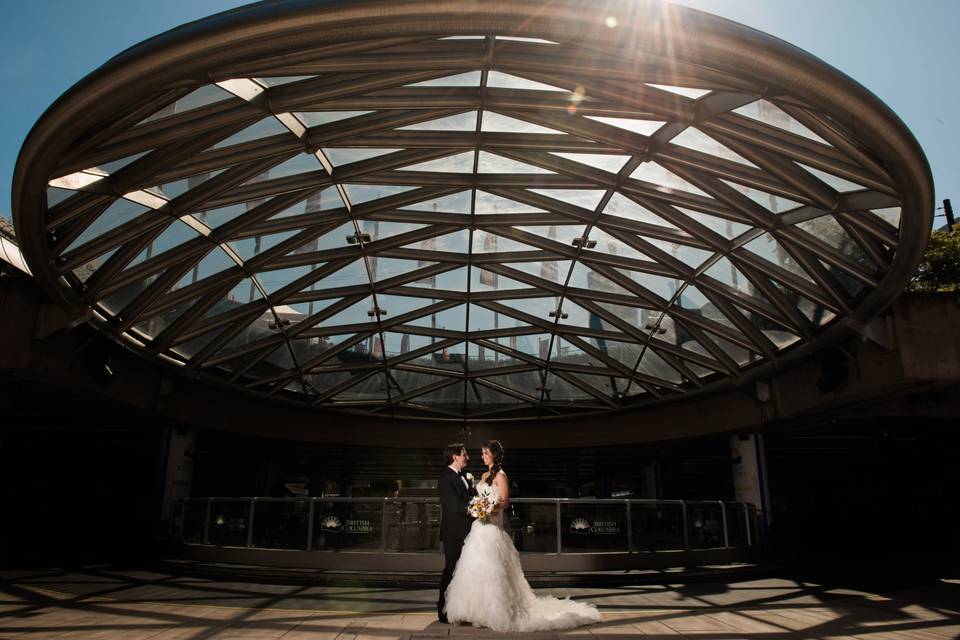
[1,566,958,639]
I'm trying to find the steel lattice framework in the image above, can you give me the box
[13,0,932,423]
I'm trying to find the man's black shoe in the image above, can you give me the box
[438,614,449,624]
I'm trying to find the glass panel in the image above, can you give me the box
[797,163,867,193]
[508,501,559,553]
[400,151,474,173]
[484,371,543,398]
[465,378,526,407]
[721,179,801,214]
[409,380,465,407]
[257,76,314,87]
[733,305,799,349]
[551,152,630,174]
[872,207,901,229]
[133,295,200,340]
[407,71,481,87]
[296,111,373,127]
[99,151,151,174]
[704,256,762,298]
[407,304,467,332]
[251,499,311,550]
[475,190,546,214]
[213,116,289,148]
[670,127,756,166]
[180,499,207,544]
[208,500,252,547]
[560,502,630,552]
[631,162,710,197]
[743,233,815,282]
[402,190,471,213]
[797,215,875,269]
[602,191,677,228]
[585,227,651,260]
[821,259,865,297]
[331,371,391,402]
[589,337,642,369]
[565,371,630,399]
[586,116,664,136]
[631,503,685,551]
[644,237,713,269]
[127,220,200,268]
[46,186,76,207]
[139,84,235,125]
[733,100,829,144]
[398,111,477,131]
[228,229,299,262]
[568,263,631,295]
[384,499,441,551]
[318,296,376,330]
[477,151,552,174]
[677,207,752,239]
[314,258,371,290]
[65,198,151,253]
[616,269,681,302]
[543,372,592,401]
[635,347,682,383]
[313,500,384,550]
[170,326,224,360]
[528,188,605,211]
[342,184,416,205]
[685,502,726,549]
[646,83,711,99]
[325,148,401,167]
[486,71,565,92]
[481,111,563,135]
[153,169,224,200]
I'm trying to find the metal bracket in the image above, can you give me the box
[853,315,895,352]
[34,302,93,340]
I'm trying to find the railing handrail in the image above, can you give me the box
[177,495,760,556]
[182,496,754,507]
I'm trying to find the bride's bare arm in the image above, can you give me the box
[493,471,510,512]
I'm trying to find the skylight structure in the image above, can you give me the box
[13,0,932,422]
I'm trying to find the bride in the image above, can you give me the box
[443,440,601,632]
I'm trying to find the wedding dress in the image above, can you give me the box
[443,474,601,632]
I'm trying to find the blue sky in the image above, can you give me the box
[1,0,957,227]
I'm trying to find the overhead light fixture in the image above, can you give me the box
[346,232,371,244]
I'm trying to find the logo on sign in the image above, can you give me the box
[569,518,621,535]
[319,515,373,534]
[570,518,591,534]
[319,515,342,532]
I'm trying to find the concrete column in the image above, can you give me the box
[730,433,770,533]
[161,428,196,526]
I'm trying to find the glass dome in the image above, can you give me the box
[14,0,931,421]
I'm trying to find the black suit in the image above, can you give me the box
[437,466,474,619]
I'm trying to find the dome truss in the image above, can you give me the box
[15,1,931,422]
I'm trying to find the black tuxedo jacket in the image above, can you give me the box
[438,467,474,543]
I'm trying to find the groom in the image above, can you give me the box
[436,442,474,623]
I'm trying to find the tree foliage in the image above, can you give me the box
[909,226,960,292]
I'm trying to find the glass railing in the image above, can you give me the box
[177,497,759,553]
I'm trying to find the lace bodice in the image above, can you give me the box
[476,479,503,528]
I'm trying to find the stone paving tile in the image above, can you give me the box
[1,570,959,640]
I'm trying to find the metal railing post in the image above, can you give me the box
[556,501,562,554]
[744,504,752,547]
[178,500,185,537]
[306,499,315,551]
[681,501,689,550]
[625,500,633,552]
[203,498,213,545]
[380,499,388,553]
[247,498,257,547]
[720,501,729,548]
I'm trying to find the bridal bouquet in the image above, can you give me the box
[468,487,498,523]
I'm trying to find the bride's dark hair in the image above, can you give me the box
[483,440,505,481]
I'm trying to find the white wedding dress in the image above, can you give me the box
[443,474,601,632]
